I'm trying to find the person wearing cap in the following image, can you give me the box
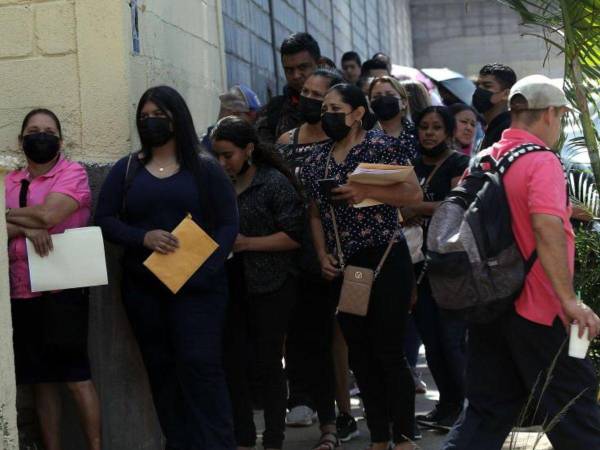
[200,84,262,153]
[443,75,600,450]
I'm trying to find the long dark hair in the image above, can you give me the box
[327,83,377,130]
[136,86,216,229]
[20,108,63,139]
[136,86,205,172]
[210,116,300,192]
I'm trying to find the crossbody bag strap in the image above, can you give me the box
[373,237,396,278]
[325,147,398,276]
[421,151,455,191]
[325,148,346,268]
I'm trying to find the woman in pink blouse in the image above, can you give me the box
[5,109,101,450]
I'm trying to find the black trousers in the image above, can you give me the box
[285,273,337,426]
[223,276,296,449]
[122,275,235,450]
[443,309,600,450]
[336,241,416,443]
[412,271,466,409]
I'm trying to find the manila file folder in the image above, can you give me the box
[143,214,219,294]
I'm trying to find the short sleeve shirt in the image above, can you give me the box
[302,129,413,260]
[5,155,92,299]
[414,151,470,237]
[480,128,573,326]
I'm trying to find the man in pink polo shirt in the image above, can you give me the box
[442,75,600,450]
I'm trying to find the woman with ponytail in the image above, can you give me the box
[212,116,304,450]
[302,83,423,450]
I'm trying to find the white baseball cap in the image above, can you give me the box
[508,75,569,110]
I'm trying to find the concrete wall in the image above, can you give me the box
[0,158,18,450]
[222,0,413,103]
[0,1,226,448]
[410,0,564,79]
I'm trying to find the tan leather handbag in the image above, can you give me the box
[330,204,395,316]
[322,148,397,316]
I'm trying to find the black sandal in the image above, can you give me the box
[313,431,341,449]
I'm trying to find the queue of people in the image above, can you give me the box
[4,29,600,450]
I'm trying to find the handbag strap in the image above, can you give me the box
[325,147,396,278]
[421,150,455,191]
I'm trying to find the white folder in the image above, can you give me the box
[26,226,109,292]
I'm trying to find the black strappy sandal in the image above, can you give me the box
[313,431,341,449]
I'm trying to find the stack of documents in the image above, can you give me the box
[348,163,414,207]
[144,214,219,294]
[27,226,108,292]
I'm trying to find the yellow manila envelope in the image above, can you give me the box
[143,214,219,294]
[347,163,414,208]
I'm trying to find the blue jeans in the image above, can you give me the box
[443,310,600,450]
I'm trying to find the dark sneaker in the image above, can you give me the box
[431,408,462,432]
[416,404,445,426]
[336,412,360,442]
[414,422,422,440]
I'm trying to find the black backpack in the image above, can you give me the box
[426,143,566,323]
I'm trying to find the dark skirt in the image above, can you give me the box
[11,288,91,384]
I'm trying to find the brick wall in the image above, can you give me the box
[0,0,82,163]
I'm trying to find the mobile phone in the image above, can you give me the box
[318,178,344,205]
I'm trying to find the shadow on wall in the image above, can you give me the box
[17,165,164,450]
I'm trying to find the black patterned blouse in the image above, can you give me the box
[302,129,413,260]
[394,119,419,163]
[237,165,304,294]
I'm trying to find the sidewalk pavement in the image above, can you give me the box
[252,350,553,449]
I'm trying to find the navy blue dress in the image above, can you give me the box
[96,153,238,450]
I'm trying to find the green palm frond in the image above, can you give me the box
[569,171,600,217]
[497,0,600,187]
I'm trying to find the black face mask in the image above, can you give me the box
[322,112,352,141]
[420,141,448,158]
[22,132,60,164]
[371,96,401,121]
[472,87,495,114]
[139,117,173,148]
[299,96,323,124]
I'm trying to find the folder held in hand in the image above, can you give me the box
[143,214,219,294]
[27,226,108,292]
[348,163,414,208]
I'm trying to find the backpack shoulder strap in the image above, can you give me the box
[496,143,551,176]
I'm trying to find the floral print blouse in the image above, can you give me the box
[302,129,413,260]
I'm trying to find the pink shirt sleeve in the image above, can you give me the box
[526,154,568,218]
[49,163,91,208]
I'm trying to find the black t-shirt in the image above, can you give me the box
[414,152,470,202]
[414,151,470,248]
[480,110,511,150]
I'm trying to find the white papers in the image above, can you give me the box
[348,163,414,208]
[27,226,108,292]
